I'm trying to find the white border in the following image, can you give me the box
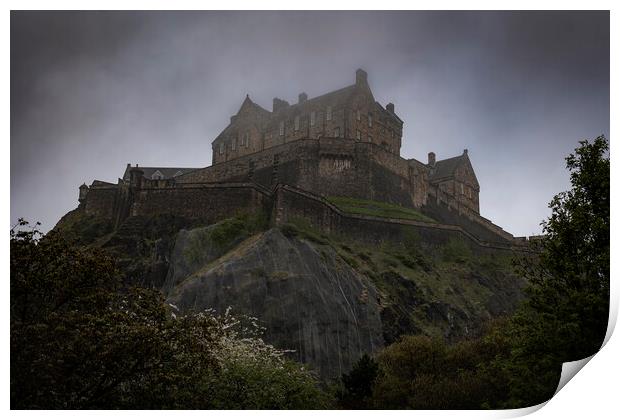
[3,2,616,419]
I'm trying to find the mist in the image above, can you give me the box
[11,11,609,235]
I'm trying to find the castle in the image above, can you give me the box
[77,69,529,248]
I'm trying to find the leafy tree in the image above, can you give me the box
[496,135,610,407]
[337,354,379,409]
[10,220,330,409]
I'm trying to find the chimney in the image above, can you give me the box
[298,92,308,104]
[463,149,468,156]
[129,165,144,189]
[386,103,395,113]
[356,68,368,86]
[273,97,290,112]
[428,152,436,167]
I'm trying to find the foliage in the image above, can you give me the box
[337,354,379,409]
[441,237,473,263]
[364,327,511,409]
[328,196,437,223]
[10,220,330,409]
[493,135,610,407]
[52,210,114,245]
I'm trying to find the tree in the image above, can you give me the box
[498,135,610,407]
[337,354,379,409]
[10,220,330,409]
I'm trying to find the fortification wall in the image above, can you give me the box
[176,137,423,208]
[84,186,118,219]
[273,185,527,253]
[130,183,271,223]
[81,178,524,253]
[425,186,514,243]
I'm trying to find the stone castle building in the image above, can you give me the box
[77,69,526,247]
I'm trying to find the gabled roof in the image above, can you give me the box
[237,94,271,116]
[122,166,200,181]
[429,155,465,182]
[270,84,361,120]
[428,152,478,187]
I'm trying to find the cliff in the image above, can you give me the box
[54,205,526,380]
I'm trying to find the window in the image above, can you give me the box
[279,121,284,136]
[151,170,164,180]
[461,183,465,195]
[333,127,340,137]
[368,134,373,143]
[294,116,300,131]
[356,110,361,121]
[231,137,236,151]
[356,130,361,140]
[243,132,249,146]
[219,143,225,155]
[326,106,332,121]
[310,111,316,126]
[368,113,373,127]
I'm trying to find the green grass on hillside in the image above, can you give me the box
[327,196,437,223]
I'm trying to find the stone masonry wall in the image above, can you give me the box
[273,185,526,252]
[84,186,118,219]
[176,137,425,208]
[130,183,271,222]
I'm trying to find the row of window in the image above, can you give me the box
[278,107,374,137]
[219,132,251,154]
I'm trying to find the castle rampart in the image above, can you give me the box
[177,137,427,209]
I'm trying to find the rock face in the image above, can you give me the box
[166,228,384,380]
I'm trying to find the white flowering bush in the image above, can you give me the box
[168,306,333,409]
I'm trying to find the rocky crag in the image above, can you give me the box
[54,207,526,380]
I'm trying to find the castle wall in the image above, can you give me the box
[130,183,271,223]
[177,137,426,208]
[425,186,514,243]
[84,186,118,219]
[273,185,526,253]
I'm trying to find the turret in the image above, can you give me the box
[78,183,89,203]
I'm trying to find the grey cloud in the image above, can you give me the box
[11,11,609,236]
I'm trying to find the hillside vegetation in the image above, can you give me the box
[328,196,437,223]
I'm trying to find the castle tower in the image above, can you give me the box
[78,183,89,203]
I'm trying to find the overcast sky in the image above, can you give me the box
[11,11,609,236]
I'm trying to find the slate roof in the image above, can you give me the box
[122,166,201,181]
[428,155,467,182]
[269,84,360,120]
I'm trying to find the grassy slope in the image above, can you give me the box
[328,196,437,223]
[280,218,524,343]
